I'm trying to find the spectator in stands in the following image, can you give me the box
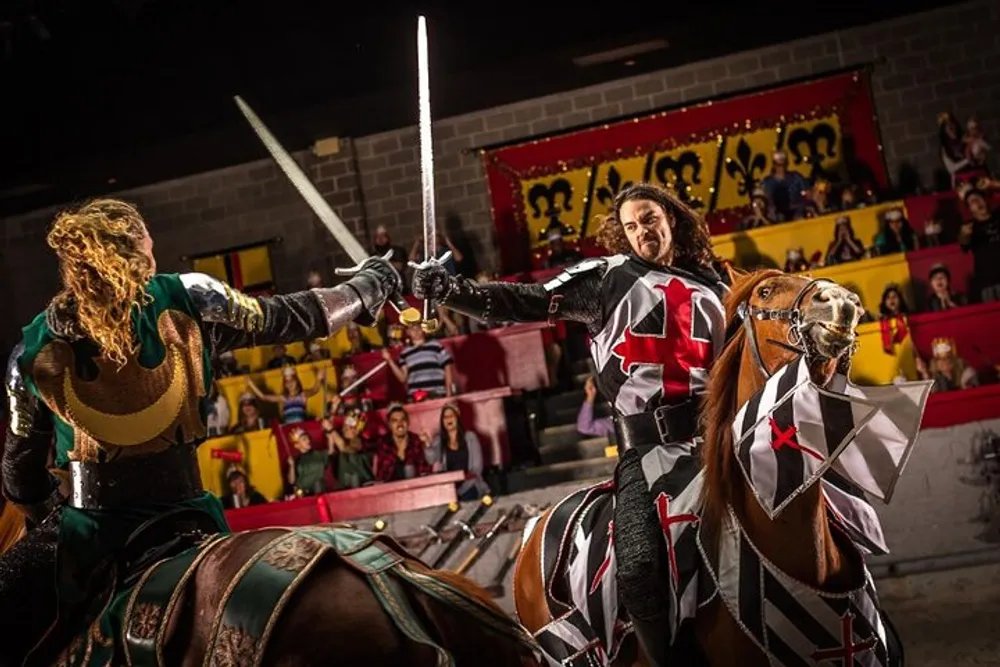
[266,343,297,369]
[739,186,774,230]
[205,382,231,437]
[938,112,970,186]
[824,215,866,266]
[300,340,331,363]
[802,179,834,219]
[408,227,461,275]
[963,117,991,173]
[372,225,408,266]
[231,393,267,433]
[381,324,454,401]
[959,182,1000,303]
[542,227,583,268]
[343,322,372,355]
[839,185,864,210]
[215,350,244,378]
[374,404,432,482]
[246,366,326,424]
[761,150,808,221]
[306,269,324,289]
[286,426,333,496]
[916,337,979,392]
[386,324,406,348]
[577,376,614,440]
[424,404,489,500]
[874,208,919,255]
[220,469,267,509]
[323,410,374,489]
[328,368,374,416]
[878,284,910,319]
[926,264,966,312]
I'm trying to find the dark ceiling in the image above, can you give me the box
[0,0,958,216]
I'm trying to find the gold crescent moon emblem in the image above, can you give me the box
[63,346,187,447]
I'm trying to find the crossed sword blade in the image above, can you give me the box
[233,95,419,324]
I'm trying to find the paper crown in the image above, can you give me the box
[238,392,255,404]
[282,366,297,378]
[751,185,767,200]
[813,179,832,194]
[835,215,851,226]
[772,150,787,162]
[931,337,956,358]
[884,208,904,221]
[343,409,367,432]
[956,180,983,201]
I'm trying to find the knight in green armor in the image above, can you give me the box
[0,198,401,666]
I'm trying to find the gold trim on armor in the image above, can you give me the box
[31,310,207,462]
[212,626,260,667]
[224,284,265,333]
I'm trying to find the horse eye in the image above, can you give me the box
[757,286,772,299]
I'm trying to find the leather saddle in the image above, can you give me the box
[119,507,221,589]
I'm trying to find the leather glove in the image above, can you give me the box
[348,257,403,326]
[411,262,452,302]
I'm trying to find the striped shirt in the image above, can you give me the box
[399,340,452,398]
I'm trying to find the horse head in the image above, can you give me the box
[701,268,864,529]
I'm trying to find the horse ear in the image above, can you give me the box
[720,260,746,286]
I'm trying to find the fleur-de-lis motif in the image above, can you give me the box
[596,165,633,206]
[724,138,768,197]
[654,151,705,209]
[528,178,576,239]
[787,123,839,182]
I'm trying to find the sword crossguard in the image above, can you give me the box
[409,251,453,334]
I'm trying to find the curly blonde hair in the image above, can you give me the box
[594,182,715,270]
[46,198,154,367]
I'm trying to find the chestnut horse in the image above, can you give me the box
[514,269,903,666]
[13,523,540,667]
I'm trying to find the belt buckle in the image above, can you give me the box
[653,407,671,443]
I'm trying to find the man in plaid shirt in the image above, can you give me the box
[374,403,432,482]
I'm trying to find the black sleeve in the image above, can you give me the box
[3,343,60,520]
[440,259,606,335]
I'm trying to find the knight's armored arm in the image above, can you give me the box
[2,343,61,524]
[412,259,605,333]
[183,257,401,355]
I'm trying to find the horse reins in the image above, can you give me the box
[725,278,836,378]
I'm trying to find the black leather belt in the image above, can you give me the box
[615,401,699,450]
[69,443,204,510]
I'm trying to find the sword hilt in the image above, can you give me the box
[409,250,452,334]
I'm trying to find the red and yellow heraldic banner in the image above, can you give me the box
[189,241,276,296]
[482,70,888,273]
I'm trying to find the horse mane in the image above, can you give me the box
[699,268,783,528]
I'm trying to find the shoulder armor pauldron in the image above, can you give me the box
[543,258,608,293]
[179,273,265,333]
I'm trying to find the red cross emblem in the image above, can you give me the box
[810,612,878,665]
[589,520,614,596]
[611,280,713,398]
[768,417,824,462]
[654,492,699,588]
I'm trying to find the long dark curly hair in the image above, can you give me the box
[594,182,715,270]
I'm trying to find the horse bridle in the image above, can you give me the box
[729,277,836,378]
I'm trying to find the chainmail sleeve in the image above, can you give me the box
[2,342,59,521]
[440,258,606,335]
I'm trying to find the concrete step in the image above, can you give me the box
[540,435,610,464]
[505,458,617,493]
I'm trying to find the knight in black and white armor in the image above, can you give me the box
[413,182,727,665]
